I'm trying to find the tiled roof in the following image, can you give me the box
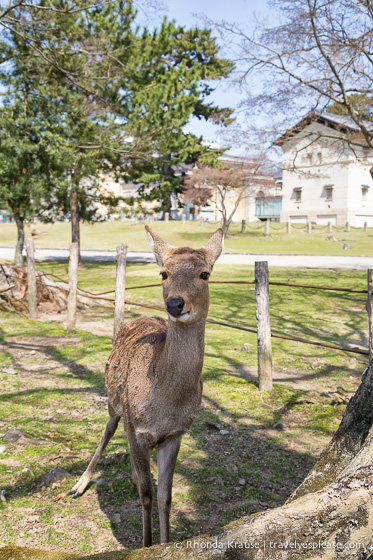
[275,111,373,146]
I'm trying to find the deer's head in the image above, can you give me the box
[145,226,224,324]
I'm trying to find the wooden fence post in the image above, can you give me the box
[346,221,350,232]
[182,214,186,224]
[114,245,127,338]
[199,217,205,227]
[364,222,368,232]
[255,261,273,391]
[241,220,246,233]
[328,222,332,233]
[307,222,312,234]
[67,242,79,332]
[26,237,37,320]
[368,269,373,364]
[264,220,270,236]
[164,212,169,223]
[287,221,291,234]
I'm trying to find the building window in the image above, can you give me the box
[293,187,302,202]
[325,187,333,201]
[317,152,322,165]
[362,186,369,201]
[306,153,313,165]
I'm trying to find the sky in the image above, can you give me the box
[158,0,272,154]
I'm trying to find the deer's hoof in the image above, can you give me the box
[72,491,82,499]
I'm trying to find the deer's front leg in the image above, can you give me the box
[157,434,182,544]
[127,429,153,547]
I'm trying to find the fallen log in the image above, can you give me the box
[0,264,112,311]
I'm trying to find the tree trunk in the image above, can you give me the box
[70,191,82,266]
[288,361,373,502]
[13,211,25,267]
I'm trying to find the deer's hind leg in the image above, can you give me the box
[126,428,154,547]
[66,402,121,499]
[157,434,182,544]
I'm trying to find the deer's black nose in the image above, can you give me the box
[167,297,185,318]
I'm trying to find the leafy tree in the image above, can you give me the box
[0,1,139,262]
[0,36,68,265]
[121,20,234,216]
[0,1,234,264]
[327,94,373,121]
[185,160,272,235]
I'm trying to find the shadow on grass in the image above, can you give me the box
[0,279,364,552]
[1,405,317,550]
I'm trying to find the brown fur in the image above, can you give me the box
[64,227,224,547]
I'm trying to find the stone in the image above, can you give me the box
[112,513,121,524]
[0,445,6,454]
[99,454,120,465]
[3,429,27,443]
[239,478,246,486]
[93,477,105,487]
[41,468,73,487]
[219,429,229,435]
[342,242,350,250]
[272,420,286,430]
[3,429,52,446]
[3,367,17,374]
[21,468,35,479]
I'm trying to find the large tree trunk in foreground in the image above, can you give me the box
[2,365,373,560]
[70,191,82,265]
[13,211,25,267]
[289,363,373,503]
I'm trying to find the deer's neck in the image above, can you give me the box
[158,318,206,381]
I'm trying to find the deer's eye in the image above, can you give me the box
[200,272,210,280]
[160,271,168,280]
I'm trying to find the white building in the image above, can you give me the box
[276,112,373,226]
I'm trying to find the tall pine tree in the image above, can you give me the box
[121,20,234,216]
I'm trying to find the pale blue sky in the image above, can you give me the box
[160,0,271,152]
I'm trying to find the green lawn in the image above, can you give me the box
[0,262,369,553]
[1,220,373,255]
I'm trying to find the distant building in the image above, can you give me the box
[98,155,281,222]
[184,155,282,222]
[276,112,373,226]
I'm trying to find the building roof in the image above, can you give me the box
[274,111,373,146]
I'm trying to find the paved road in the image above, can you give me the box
[1,246,372,269]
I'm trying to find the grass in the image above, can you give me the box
[0,262,369,553]
[1,219,373,255]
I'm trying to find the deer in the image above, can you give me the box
[62,226,224,547]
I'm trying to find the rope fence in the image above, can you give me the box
[2,239,372,390]
[121,301,370,357]
[26,273,371,296]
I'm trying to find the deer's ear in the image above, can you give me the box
[145,226,174,267]
[201,228,224,267]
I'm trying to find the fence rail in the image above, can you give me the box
[2,239,372,390]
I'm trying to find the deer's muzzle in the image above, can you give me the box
[166,297,185,318]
